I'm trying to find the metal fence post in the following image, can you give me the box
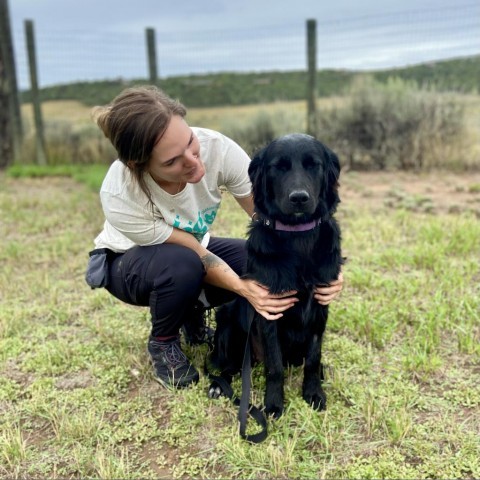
[306,19,317,137]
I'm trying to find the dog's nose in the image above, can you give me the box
[289,190,310,205]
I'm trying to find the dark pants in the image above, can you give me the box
[105,237,247,337]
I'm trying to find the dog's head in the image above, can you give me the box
[248,134,340,223]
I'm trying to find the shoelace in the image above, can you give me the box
[160,341,188,367]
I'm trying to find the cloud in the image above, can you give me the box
[9,0,480,88]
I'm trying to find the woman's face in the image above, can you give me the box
[149,115,205,186]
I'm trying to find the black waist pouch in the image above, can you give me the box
[85,248,111,289]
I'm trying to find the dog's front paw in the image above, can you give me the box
[265,388,284,419]
[303,384,327,411]
[265,402,284,419]
[208,381,224,399]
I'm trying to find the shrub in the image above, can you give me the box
[317,76,473,170]
[17,120,116,166]
[221,111,276,156]
[222,108,305,156]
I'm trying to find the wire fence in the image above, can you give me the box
[10,2,480,90]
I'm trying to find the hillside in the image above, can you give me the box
[21,55,480,108]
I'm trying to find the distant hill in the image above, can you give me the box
[373,55,480,93]
[21,55,480,108]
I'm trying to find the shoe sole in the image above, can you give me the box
[151,370,199,389]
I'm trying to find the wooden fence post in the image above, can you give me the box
[146,27,158,83]
[0,0,22,165]
[25,19,47,165]
[0,14,13,169]
[306,18,317,137]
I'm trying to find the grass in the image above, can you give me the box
[1,166,479,478]
[6,163,109,191]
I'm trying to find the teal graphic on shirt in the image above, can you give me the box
[173,207,218,242]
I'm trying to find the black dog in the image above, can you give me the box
[209,134,343,420]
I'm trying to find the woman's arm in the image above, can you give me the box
[165,227,298,320]
[234,194,255,217]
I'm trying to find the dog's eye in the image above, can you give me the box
[303,155,319,170]
[272,159,290,171]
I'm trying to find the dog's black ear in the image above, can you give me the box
[323,145,341,213]
[248,146,268,209]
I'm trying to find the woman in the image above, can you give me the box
[86,85,343,388]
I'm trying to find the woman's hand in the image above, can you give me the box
[239,279,298,321]
[314,271,344,305]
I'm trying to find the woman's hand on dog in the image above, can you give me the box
[237,271,343,319]
[239,279,299,321]
[314,271,344,305]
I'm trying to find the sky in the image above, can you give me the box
[7,0,480,89]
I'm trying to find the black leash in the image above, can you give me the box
[237,320,268,443]
[205,307,268,443]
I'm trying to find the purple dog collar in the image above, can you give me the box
[254,213,321,232]
[274,219,321,231]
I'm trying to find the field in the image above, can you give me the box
[19,92,480,132]
[1,162,479,477]
[20,98,311,130]
[19,93,480,171]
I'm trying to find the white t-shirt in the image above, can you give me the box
[93,127,252,252]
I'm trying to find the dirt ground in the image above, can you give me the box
[339,170,480,216]
[2,170,480,217]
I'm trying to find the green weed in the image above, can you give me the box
[0,423,28,470]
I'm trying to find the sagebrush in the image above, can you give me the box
[317,76,476,170]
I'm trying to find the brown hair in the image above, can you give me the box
[92,85,187,204]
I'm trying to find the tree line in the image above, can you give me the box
[20,55,480,109]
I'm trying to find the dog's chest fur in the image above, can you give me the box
[246,220,340,294]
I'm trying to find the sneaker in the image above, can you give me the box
[182,302,215,346]
[148,336,199,388]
